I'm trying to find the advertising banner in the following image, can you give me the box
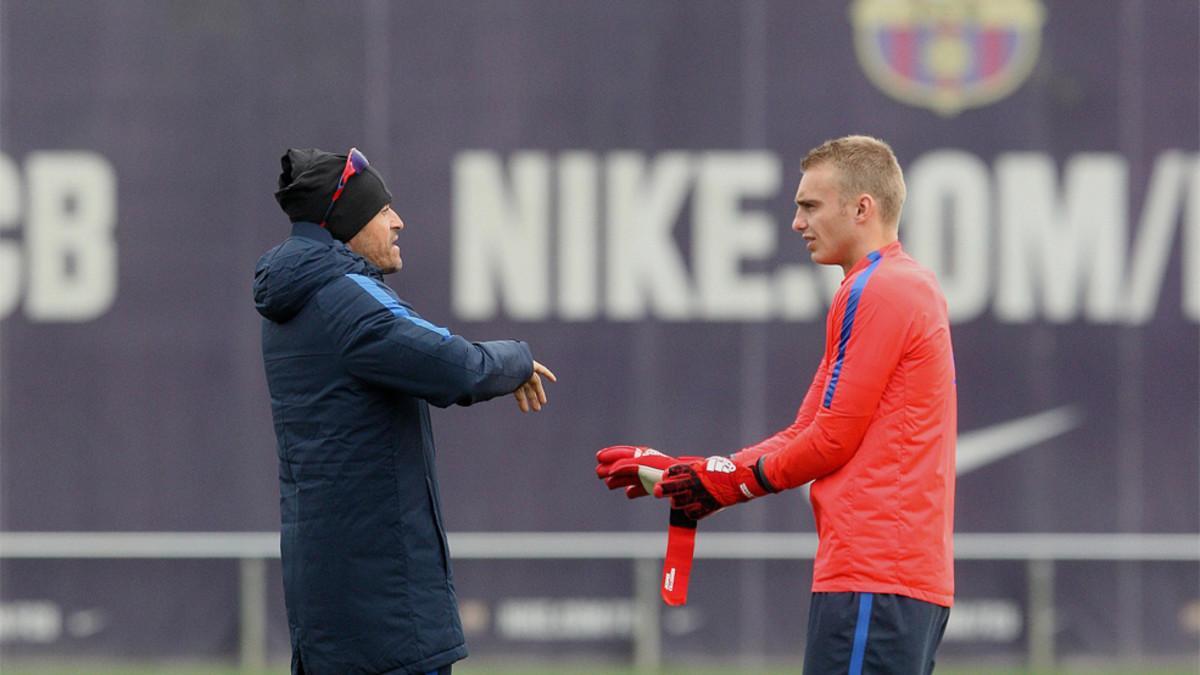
[1,0,1196,664]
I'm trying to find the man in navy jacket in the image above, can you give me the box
[254,147,554,675]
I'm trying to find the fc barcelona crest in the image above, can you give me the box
[850,0,1046,116]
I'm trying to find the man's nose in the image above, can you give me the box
[792,213,805,232]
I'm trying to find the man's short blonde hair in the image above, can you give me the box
[802,135,906,227]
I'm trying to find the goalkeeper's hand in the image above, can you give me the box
[595,445,699,499]
[653,455,778,520]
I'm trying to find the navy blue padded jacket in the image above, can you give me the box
[254,222,532,675]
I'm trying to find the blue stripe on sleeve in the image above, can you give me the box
[345,273,452,341]
[848,592,874,675]
[822,251,883,408]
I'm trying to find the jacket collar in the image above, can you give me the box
[290,221,385,279]
[290,221,334,243]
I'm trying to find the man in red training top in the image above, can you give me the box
[598,135,956,674]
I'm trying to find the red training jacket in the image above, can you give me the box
[733,241,956,607]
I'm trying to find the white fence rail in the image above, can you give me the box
[2,532,1197,670]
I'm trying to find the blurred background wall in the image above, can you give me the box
[0,0,1196,669]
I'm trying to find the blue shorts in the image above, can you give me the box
[804,592,950,675]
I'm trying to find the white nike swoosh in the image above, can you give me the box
[956,405,1083,475]
[791,405,1082,501]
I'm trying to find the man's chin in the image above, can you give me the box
[368,247,401,273]
[372,255,401,274]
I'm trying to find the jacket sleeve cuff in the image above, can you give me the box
[753,455,780,494]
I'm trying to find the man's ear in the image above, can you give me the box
[854,194,874,223]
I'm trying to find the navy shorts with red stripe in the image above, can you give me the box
[804,592,950,675]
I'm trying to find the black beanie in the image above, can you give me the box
[274,148,394,242]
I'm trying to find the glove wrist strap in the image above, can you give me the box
[662,509,697,606]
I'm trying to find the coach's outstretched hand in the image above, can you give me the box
[654,456,778,520]
[595,446,699,499]
[514,360,557,412]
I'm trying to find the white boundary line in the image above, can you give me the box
[0,531,1196,561]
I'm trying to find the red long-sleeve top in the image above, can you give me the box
[733,241,957,607]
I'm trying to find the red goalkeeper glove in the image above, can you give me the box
[653,455,778,520]
[595,445,700,499]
